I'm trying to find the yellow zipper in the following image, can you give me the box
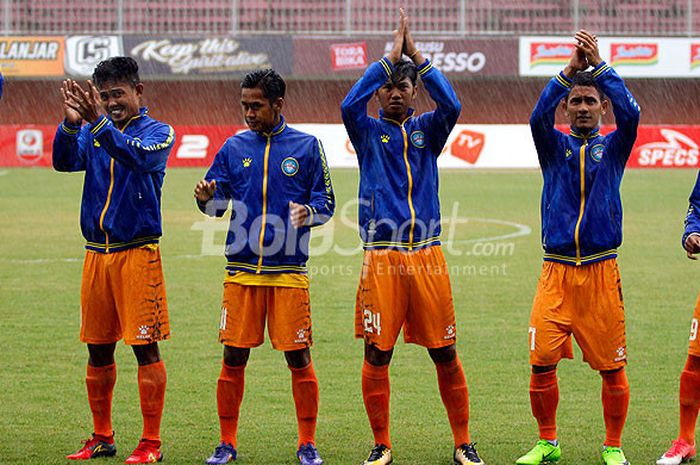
[400,124,416,250]
[256,135,272,273]
[573,139,588,265]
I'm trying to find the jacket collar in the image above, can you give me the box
[379,108,415,126]
[569,126,600,140]
[258,115,287,138]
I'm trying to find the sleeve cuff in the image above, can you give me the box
[89,115,111,136]
[554,72,572,89]
[591,61,611,80]
[416,58,433,77]
[303,204,315,226]
[61,120,82,135]
[684,231,700,248]
[379,57,394,78]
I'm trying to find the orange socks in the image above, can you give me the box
[289,362,319,447]
[600,368,630,447]
[362,361,391,448]
[435,357,470,446]
[217,362,246,446]
[86,363,117,438]
[137,360,167,442]
[679,355,700,444]
[530,369,559,441]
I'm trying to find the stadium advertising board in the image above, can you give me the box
[3,124,700,169]
[294,38,518,77]
[124,36,293,76]
[0,37,64,76]
[520,37,700,77]
[65,36,123,77]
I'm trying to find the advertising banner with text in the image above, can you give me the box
[0,37,64,76]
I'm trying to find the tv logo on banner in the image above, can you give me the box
[65,36,123,76]
[16,129,44,164]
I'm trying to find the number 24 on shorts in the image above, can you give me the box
[363,309,382,335]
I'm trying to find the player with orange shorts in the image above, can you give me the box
[53,57,175,463]
[656,176,700,465]
[517,31,640,465]
[341,10,484,465]
[194,69,334,465]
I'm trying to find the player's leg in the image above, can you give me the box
[657,294,700,465]
[113,246,170,464]
[355,249,406,465]
[267,286,322,464]
[517,262,572,465]
[208,282,265,464]
[571,259,628,465]
[402,245,482,464]
[68,252,120,460]
[285,348,322,465]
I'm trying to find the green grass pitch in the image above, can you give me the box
[1,167,698,464]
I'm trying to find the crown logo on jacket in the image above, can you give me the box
[242,158,252,167]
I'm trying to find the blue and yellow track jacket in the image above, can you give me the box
[531,62,640,266]
[341,58,461,251]
[683,172,700,246]
[52,108,175,253]
[199,117,335,275]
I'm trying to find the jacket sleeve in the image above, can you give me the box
[417,60,461,155]
[52,121,88,172]
[530,72,571,168]
[89,116,175,173]
[683,170,700,248]
[0,72,4,99]
[197,141,233,217]
[592,62,641,165]
[340,57,394,158]
[303,138,335,227]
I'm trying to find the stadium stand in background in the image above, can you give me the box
[2,0,699,36]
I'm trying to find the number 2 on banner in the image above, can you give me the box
[691,318,699,341]
[528,327,536,351]
[363,309,381,335]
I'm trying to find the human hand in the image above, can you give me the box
[402,9,425,65]
[387,8,407,64]
[60,80,82,125]
[64,80,103,124]
[575,29,602,68]
[289,201,308,228]
[685,234,700,260]
[194,179,217,203]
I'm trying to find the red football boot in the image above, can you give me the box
[66,433,117,460]
[125,439,163,464]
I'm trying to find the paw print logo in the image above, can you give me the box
[242,157,252,168]
[139,325,149,335]
[565,149,572,158]
[380,134,390,143]
[614,346,626,361]
[446,325,455,336]
[294,328,307,343]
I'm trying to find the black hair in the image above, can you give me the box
[92,56,140,88]
[241,68,286,103]
[568,71,606,101]
[390,59,418,86]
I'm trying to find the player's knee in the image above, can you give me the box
[428,344,457,364]
[87,343,117,367]
[284,348,311,368]
[364,344,393,366]
[133,342,161,366]
[532,364,557,374]
[223,345,250,367]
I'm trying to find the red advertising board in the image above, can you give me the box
[0,124,246,168]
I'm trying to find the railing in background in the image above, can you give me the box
[1,0,698,36]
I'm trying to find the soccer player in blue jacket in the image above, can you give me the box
[53,57,175,464]
[656,180,700,465]
[517,31,640,465]
[195,69,334,465]
[342,10,484,465]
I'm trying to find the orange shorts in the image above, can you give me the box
[528,259,627,371]
[219,282,312,351]
[354,245,456,351]
[80,245,170,345]
[687,292,700,357]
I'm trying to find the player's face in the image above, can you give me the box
[564,85,608,134]
[98,80,143,127]
[376,77,416,121]
[241,87,283,133]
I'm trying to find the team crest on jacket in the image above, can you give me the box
[281,157,299,176]
[590,144,605,162]
[411,130,426,148]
